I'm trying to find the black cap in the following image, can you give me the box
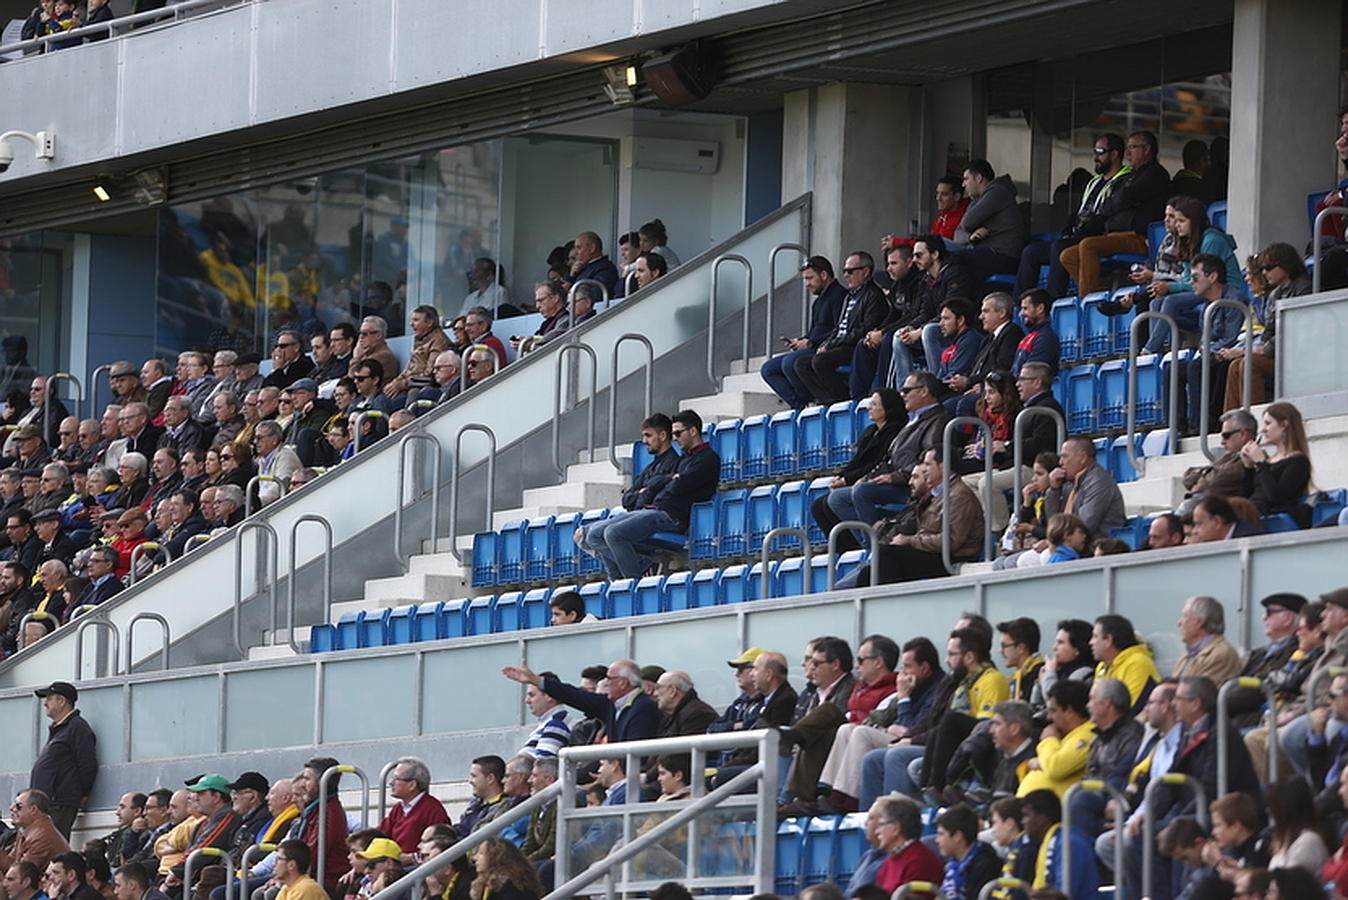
[34,681,77,703]
[1260,593,1307,614]
[228,771,270,794]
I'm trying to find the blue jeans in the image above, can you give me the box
[1144,291,1206,353]
[859,745,926,808]
[1279,713,1343,775]
[761,348,816,409]
[580,508,680,579]
[827,482,910,531]
[921,322,945,373]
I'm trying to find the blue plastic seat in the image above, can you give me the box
[359,608,392,647]
[747,484,778,550]
[1092,437,1109,470]
[644,532,688,557]
[741,414,770,479]
[497,519,528,584]
[411,601,444,641]
[550,512,581,578]
[719,564,750,604]
[775,819,809,896]
[689,499,718,561]
[495,591,522,631]
[387,605,417,644]
[1141,428,1171,458]
[1262,514,1299,534]
[800,816,839,886]
[440,599,471,638]
[1052,296,1082,363]
[1065,364,1099,433]
[575,508,609,576]
[1208,200,1228,232]
[468,595,497,633]
[334,610,361,649]
[1156,349,1192,426]
[634,575,665,615]
[1109,516,1148,550]
[712,418,743,482]
[717,489,750,557]
[1109,434,1143,483]
[748,561,774,601]
[1134,353,1163,425]
[834,549,869,585]
[1080,291,1112,357]
[523,516,554,581]
[471,531,498,588]
[805,476,832,545]
[833,813,869,887]
[774,480,807,547]
[690,568,720,607]
[824,401,857,466]
[309,623,337,652]
[520,588,552,629]
[578,582,610,618]
[1097,359,1128,429]
[607,578,637,617]
[663,571,693,610]
[773,556,809,598]
[768,410,799,475]
[631,439,654,478]
[1107,287,1139,355]
[797,406,826,470]
[1313,489,1348,526]
[851,399,870,441]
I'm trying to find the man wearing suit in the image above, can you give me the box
[1188,495,1260,542]
[1043,436,1127,541]
[778,636,858,810]
[118,404,164,458]
[502,658,660,745]
[712,651,800,786]
[73,547,124,616]
[412,350,461,414]
[945,291,1024,418]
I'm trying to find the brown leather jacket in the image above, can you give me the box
[907,476,984,560]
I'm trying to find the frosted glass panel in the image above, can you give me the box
[324,656,416,742]
[634,619,741,708]
[423,646,519,734]
[79,687,125,765]
[131,676,217,760]
[525,631,628,688]
[749,602,850,662]
[1282,296,1348,396]
[226,667,315,751]
[0,697,37,772]
[1115,554,1241,673]
[864,584,978,651]
[986,571,1103,662]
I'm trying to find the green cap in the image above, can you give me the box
[187,773,233,794]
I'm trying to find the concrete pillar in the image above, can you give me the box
[782,82,920,262]
[1228,0,1341,257]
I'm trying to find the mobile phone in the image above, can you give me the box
[779,335,792,344]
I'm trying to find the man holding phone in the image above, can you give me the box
[760,255,845,410]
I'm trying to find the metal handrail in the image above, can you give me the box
[1216,676,1277,794]
[125,611,170,672]
[458,343,499,395]
[185,533,213,552]
[1142,772,1207,896]
[448,423,497,563]
[1011,405,1066,504]
[129,540,167,584]
[233,520,279,658]
[759,527,812,599]
[0,0,241,54]
[766,242,809,358]
[1062,779,1127,898]
[1312,206,1348,293]
[1126,311,1180,474]
[707,254,752,386]
[551,343,597,476]
[15,611,53,650]
[317,764,370,887]
[565,279,612,333]
[977,877,1029,900]
[74,618,120,680]
[825,521,880,589]
[45,372,83,444]
[88,364,112,420]
[942,416,995,572]
[892,883,950,900]
[239,843,278,886]
[606,334,654,474]
[394,432,442,565]
[183,847,226,900]
[287,514,333,655]
[351,409,386,455]
[1197,298,1255,462]
[244,474,285,517]
[376,759,399,825]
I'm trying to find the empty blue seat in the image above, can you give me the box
[471,531,498,588]
[741,414,771,479]
[835,549,869,585]
[824,401,857,466]
[412,601,444,641]
[576,508,609,576]
[689,499,718,561]
[1156,349,1191,426]
[1065,364,1099,433]
[495,591,522,631]
[1313,489,1348,526]
[774,556,809,598]
[1141,427,1171,458]
[468,595,497,633]
[769,410,799,475]
[634,575,664,615]
[809,555,832,592]
[690,568,720,607]
[1080,291,1112,357]
[1109,434,1143,483]
[797,406,826,470]
[747,484,778,550]
[1134,353,1163,425]
[607,578,638,617]
[523,516,554,581]
[497,519,528,584]
[805,477,832,545]
[801,816,839,886]
[1109,288,1139,355]
[713,418,743,482]
[833,813,869,887]
[309,623,337,652]
[663,571,693,610]
[1052,296,1082,363]
[1209,200,1228,232]
[631,439,654,478]
[388,605,417,644]
[578,582,610,618]
[851,399,870,441]
[440,599,471,638]
[334,610,361,649]
[357,608,390,647]
[775,480,807,547]
[718,489,750,556]
[1109,516,1149,550]
[1097,359,1128,429]
[775,819,809,896]
[550,512,581,578]
[1093,437,1109,470]
[1262,514,1299,534]
[720,564,750,604]
[520,588,552,629]
[748,560,774,601]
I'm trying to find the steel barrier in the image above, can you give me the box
[128,541,168,584]
[448,423,497,563]
[125,611,170,672]
[74,618,119,679]
[244,474,285,518]
[0,0,247,54]
[1216,676,1277,794]
[707,254,753,386]
[352,410,387,455]
[826,521,880,590]
[758,527,812,599]
[941,416,995,572]
[15,611,53,651]
[1142,772,1206,895]
[552,343,597,476]
[287,514,333,654]
[232,520,279,657]
[376,759,399,825]
[1126,311,1180,474]
[566,279,612,331]
[1011,405,1066,506]
[606,334,654,474]
[1062,779,1127,898]
[977,877,1028,900]
[183,847,227,900]
[317,764,370,886]
[1197,298,1255,462]
[766,242,809,358]
[239,843,278,895]
[892,883,950,900]
[394,432,442,566]
[46,372,84,441]
[88,364,112,420]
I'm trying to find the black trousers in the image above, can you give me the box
[852,544,951,585]
[793,345,854,404]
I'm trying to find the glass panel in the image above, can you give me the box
[525,630,628,688]
[0,232,61,401]
[324,655,416,742]
[863,584,978,652]
[1115,554,1241,673]
[131,676,217,760]
[225,666,315,751]
[422,645,518,734]
[986,571,1103,656]
[79,686,125,765]
[0,696,37,772]
[634,618,741,709]
[1282,298,1348,396]
[748,601,852,690]
[429,143,505,319]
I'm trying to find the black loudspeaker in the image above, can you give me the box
[641,41,721,106]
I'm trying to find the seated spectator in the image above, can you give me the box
[569,232,620,299]
[547,591,597,626]
[252,422,300,507]
[1043,437,1126,543]
[1173,595,1243,682]
[1020,789,1097,898]
[998,618,1045,702]
[461,308,509,371]
[843,799,894,897]
[1140,202,1244,356]
[631,251,667,293]
[947,160,1027,284]
[262,330,316,391]
[883,175,968,246]
[352,317,400,389]
[1012,291,1061,378]
[931,299,983,402]
[1158,818,1226,900]
[1225,243,1310,410]
[916,624,1009,801]
[73,546,123,613]
[1162,254,1248,434]
[273,839,326,900]
[650,669,717,744]
[470,837,541,900]
[575,410,717,579]
[1266,777,1328,875]
[511,283,569,355]
[872,796,944,893]
[812,375,947,550]
[980,701,1037,802]
[382,305,450,402]
[1224,593,1306,732]
[0,788,69,874]
[32,510,76,568]
[1179,408,1256,515]
[1065,678,1142,838]
[1059,131,1170,296]
[1270,868,1328,900]
[566,756,629,872]
[713,651,799,784]
[1239,401,1312,526]
[760,256,845,409]
[1089,614,1158,715]
[983,369,1065,541]
[854,243,927,397]
[1204,793,1269,879]
[44,851,100,900]
[946,294,1023,418]
[1189,494,1260,542]
[113,453,150,509]
[1017,680,1092,798]
[792,251,887,404]
[934,804,1001,900]
[376,757,449,857]
[410,351,461,412]
[1042,513,1089,565]
[637,219,679,267]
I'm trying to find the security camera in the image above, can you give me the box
[0,142,13,174]
[0,130,55,174]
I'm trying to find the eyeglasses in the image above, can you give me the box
[1219,430,1239,439]
[671,428,686,437]
[353,374,375,381]
[358,330,380,337]
[220,453,235,460]
[278,399,293,406]
[842,266,866,274]
[1260,264,1280,272]
[275,342,297,349]
[898,385,917,394]
[857,654,880,662]
[1092,147,1113,155]
[467,360,490,367]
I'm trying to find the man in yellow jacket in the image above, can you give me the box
[1090,614,1161,715]
[1018,680,1094,797]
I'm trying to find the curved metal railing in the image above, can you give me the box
[448,423,497,563]
[606,334,654,474]
[707,254,752,386]
[825,521,880,589]
[552,343,597,476]
[1197,298,1255,462]
[287,514,333,654]
[1126,311,1180,474]
[941,416,995,572]
[125,611,170,672]
[233,520,278,657]
[758,527,812,599]
[766,242,809,358]
[74,617,119,679]
[394,432,442,565]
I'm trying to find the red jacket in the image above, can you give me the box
[931,197,971,241]
[299,797,350,889]
[847,672,898,724]
[378,793,451,853]
[875,839,944,893]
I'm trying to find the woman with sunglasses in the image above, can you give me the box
[218,440,257,492]
[1222,242,1311,410]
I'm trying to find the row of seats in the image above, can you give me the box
[315,551,873,651]
[704,402,872,484]
[1055,351,1190,434]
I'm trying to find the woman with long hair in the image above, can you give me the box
[1240,401,1312,525]
[219,439,256,491]
[201,447,225,488]
[1142,195,1245,354]
[1029,618,1095,718]
[469,837,542,900]
[957,370,1020,475]
[1266,778,1328,875]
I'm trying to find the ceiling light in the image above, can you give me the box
[92,176,112,202]
[602,66,635,106]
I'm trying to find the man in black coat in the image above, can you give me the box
[945,291,1024,418]
[794,251,887,404]
[31,681,98,838]
[502,658,660,744]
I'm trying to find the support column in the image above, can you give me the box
[1228,0,1341,257]
[782,82,920,261]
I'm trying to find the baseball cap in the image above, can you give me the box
[357,837,403,861]
[187,774,233,794]
[289,378,319,395]
[34,681,77,703]
[727,648,766,668]
[228,771,269,794]
[14,424,41,441]
[1260,593,1307,614]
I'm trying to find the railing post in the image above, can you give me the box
[1062,779,1127,899]
[891,882,949,900]
[754,728,779,896]
[606,334,654,474]
[977,877,1029,900]
[1142,773,1207,897]
[45,372,84,442]
[942,416,995,572]
[15,612,53,652]
[552,343,597,476]
[565,280,612,333]
[351,410,386,455]
[288,514,333,654]
[1127,311,1180,474]
[244,474,285,518]
[826,521,880,590]
[394,433,442,565]
[125,611,170,672]
[129,541,167,583]
[88,364,112,420]
[449,424,497,562]
[766,243,808,358]
[759,527,812,599]
[239,843,278,896]
[233,521,279,658]
[1216,676,1278,795]
[74,618,120,680]
[317,764,369,887]
[1198,298,1255,462]
[1011,405,1066,507]
[707,254,752,387]
[183,847,225,900]
[377,759,399,825]
[1312,206,1348,294]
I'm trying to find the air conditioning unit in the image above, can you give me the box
[631,137,720,175]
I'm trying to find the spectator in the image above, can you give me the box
[997,618,1045,702]
[982,701,1037,799]
[7,425,51,471]
[294,757,349,890]
[512,283,568,354]
[947,294,1023,418]
[273,839,326,900]
[5,861,44,900]
[1040,512,1089,565]
[871,796,944,893]
[100,792,146,867]
[1016,134,1128,296]
[73,546,123,611]
[1269,868,1327,900]
[931,299,983,402]
[569,232,619,298]
[1042,437,1126,542]
[352,317,400,389]
[52,417,81,464]
[1140,199,1244,352]
[253,421,300,507]
[230,353,264,398]
[934,804,1001,900]
[916,624,1010,801]
[383,306,450,401]
[118,403,164,460]
[1012,290,1061,378]
[30,681,97,838]
[1059,131,1171,295]
[547,591,597,626]
[1019,789,1097,898]
[1066,678,1143,838]
[1158,817,1226,900]
[651,669,718,743]
[631,252,667,293]
[1239,401,1312,526]
[1017,679,1093,797]
[411,350,461,411]
[1226,593,1306,729]
[503,659,658,744]
[470,837,541,900]
[139,361,172,420]
[637,219,679,266]
[1304,672,1348,805]
[1161,255,1248,433]
[576,413,677,557]
[1266,778,1328,875]
[1225,243,1310,410]
[761,256,845,409]
[112,862,169,900]
[1173,595,1243,683]
[158,397,206,458]
[520,675,571,757]
[1088,615,1158,716]
[566,756,629,872]
[44,851,100,900]
[32,509,75,568]
[948,159,1026,283]
[349,360,393,417]
[0,788,69,874]
[462,308,509,371]
[518,757,559,865]
[5,509,42,573]
[705,648,767,756]
[308,334,345,385]
[261,330,316,391]
[460,258,512,317]
[714,651,798,781]
[378,757,450,855]
[855,243,927,397]
[1189,494,1260,542]
[793,251,887,404]
[930,175,970,241]
[1179,408,1256,514]
[843,800,894,897]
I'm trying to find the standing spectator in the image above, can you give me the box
[760,256,845,410]
[30,681,97,839]
[1239,401,1312,526]
[1225,243,1310,410]
[949,160,1027,283]
[502,659,659,745]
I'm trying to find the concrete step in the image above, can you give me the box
[566,459,627,483]
[407,552,467,576]
[1120,476,1182,514]
[248,639,302,661]
[520,480,623,511]
[679,389,785,422]
[720,369,775,394]
[362,571,468,604]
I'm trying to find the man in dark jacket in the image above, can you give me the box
[31,681,98,838]
[762,255,846,409]
[793,251,887,404]
[949,160,1027,284]
[1227,593,1304,728]
[948,292,1023,418]
[570,231,620,297]
[503,658,660,745]
[717,650,799,779]
[1066,677,1144,839]
[779,636,857,810]
[161,489,209,559]
[851,244,926,398]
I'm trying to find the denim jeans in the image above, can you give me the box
[579,508,680,579]
[761,348,816,409]
[859,744,926,808]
